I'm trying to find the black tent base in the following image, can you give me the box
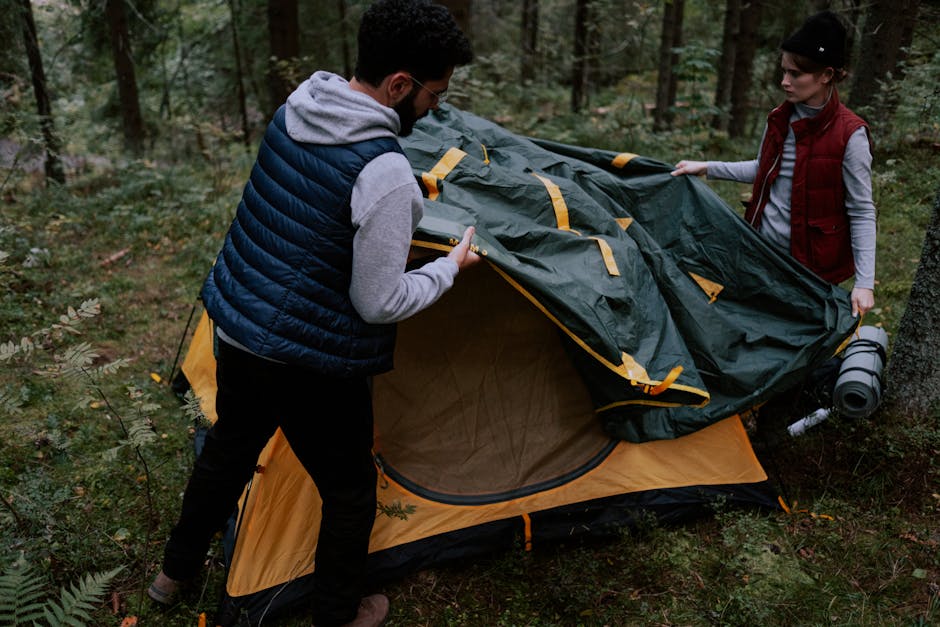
[214,481,777,626]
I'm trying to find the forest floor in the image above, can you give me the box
[1,114,938,626]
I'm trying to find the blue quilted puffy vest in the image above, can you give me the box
[202,106,403,376]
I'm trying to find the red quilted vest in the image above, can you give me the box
[744,89,868,284]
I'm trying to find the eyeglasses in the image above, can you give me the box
[410,76,448,104]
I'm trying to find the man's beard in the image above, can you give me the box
[394,88,420,137]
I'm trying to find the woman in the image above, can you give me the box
[672,11,875,318]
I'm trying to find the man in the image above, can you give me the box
[148,2,475,625]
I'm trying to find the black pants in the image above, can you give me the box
[162,339,377,626]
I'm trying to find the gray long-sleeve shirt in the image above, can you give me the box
[286,71,458,324]
[706,101,876,289]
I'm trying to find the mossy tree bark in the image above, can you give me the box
[884,186,940,418]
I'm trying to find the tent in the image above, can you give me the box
[178,105,858,625]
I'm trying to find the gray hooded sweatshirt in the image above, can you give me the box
[284,70,459,324]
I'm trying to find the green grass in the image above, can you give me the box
[2,85,939,626]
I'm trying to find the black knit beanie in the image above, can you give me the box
[781,11,847,68]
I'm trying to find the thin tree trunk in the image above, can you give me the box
[437,0,473,40]
[727,0,761,139]
[884,186,940,418]
[105,0,145,156]
[337,0,352,79]
[848,0,920,114]
[571,0,589,113]
[586,1,601,101]
[266,0,299,117]
[712,0,740,132]
[17,0,64,184]
[653,0,684,132]
[227,0,251,149]
[520,0,539,83]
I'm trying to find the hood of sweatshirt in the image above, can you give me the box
[285,71,401,145]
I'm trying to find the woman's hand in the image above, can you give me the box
[671,160,708,177]
[851,287,874,318]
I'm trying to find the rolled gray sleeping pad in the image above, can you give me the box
[833,325,888,419]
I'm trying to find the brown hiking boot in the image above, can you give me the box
[147,570,180,605]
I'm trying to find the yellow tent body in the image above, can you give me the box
[182,263,773,625]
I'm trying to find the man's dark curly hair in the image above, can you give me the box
[355,0,473,86]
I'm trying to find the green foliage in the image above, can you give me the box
[1,1,938,625]
[0,563,124,627]
[0,564,47,625]
[181,388,211,429]
[376,499,417,521]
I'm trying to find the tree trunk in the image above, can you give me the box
[586,0,601,100]
[105,0,145,156]
[727,0,761,139]
[227,0,251,149]
[712,0,740,132]
[884,186,940,418]
[840,0,864,69]
[337,0,352,79]
[653,0,684,132]
[266,0,299,118]
[848,0,920,114]
[17,0,64,184]
[520,0,539,83]
[437,0,473,40]
[570,0,589,113]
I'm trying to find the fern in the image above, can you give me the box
[103,417,158,461]
[0,388,23,415]
[0,565,47,625]
[41,566,124,627]
[182,389,211,428]
[0,337,37,363]
[0,300,102,364]
[90,357,131,378]
[376,499,417,521]
[0,564,123,626]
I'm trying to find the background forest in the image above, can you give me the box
[1,0,939,625]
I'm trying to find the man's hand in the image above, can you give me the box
[671,160,708,177]
[447,226,481,271]
[851,287,874,318]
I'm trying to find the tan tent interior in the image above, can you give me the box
[182,261,768,601]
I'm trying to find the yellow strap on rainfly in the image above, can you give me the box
[421,147,467,201]
[521,512,533,552]
[588,236,620,276]
[531,173,570,230]
[689,271,724,304]
[611,152,637,168]
[615,217,633,230]
[486,265,710,405]
[647,365,683,396]
[834,319,863,356]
